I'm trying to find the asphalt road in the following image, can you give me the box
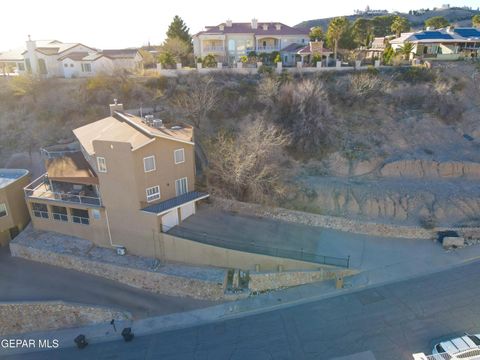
[8,260,480,360]
[0,246,217,318]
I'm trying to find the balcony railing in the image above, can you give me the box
[24,173,102,207]
[203,46,224,52]
[256,46,280,52]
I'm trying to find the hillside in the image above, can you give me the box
[1,63,480,229]
[296,6,480,31]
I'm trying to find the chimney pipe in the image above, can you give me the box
[109,100,124,116]
[251,18,258,29]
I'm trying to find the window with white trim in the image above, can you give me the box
[175,177,188,196]
[174,148,185,164]
[97,157,107,173]
[143,155,156,172]
[81,63,92,72]
[0,203,7,218]
[146,185,160,202]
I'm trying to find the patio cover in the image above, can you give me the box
[46,152,98,185]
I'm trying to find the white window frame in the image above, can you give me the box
[143,155,156,172]
[0,203,7,218]
[175,177,188,196]
[174,148,185,164]
[146,185,161,202]
[97,157,107,173]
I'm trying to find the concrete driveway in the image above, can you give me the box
[169,205,472,273]
[0,246,217,318]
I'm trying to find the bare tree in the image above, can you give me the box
[206,118,290,203]
[171,76,220,128]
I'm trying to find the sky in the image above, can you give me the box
[0,0,478,51]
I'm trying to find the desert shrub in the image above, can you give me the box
[257,65,274,76]
[396,67,436,83]
[205,118,290,204]
[145,76,169,91]
[202,54,217,68]
[349,72,387,98]
[419,214,436,229]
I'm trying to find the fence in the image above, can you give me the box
[167,225,350,268]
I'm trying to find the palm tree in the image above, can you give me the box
[327,17,349,61]
[391,16,410,37]
[397,42,414,60]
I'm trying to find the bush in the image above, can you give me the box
[258,65,274,76]
[158,52,175,68]
[396,67,436,83]
[202,54,217,68]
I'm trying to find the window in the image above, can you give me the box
[97,157,107,173]
[0,203,7,218]
[64,63,68,68]
[25,58,31,72]
[32,203,48,219]
[70,64,74,67]
[38,59,47,74]
[71,208,89,225]
[174,149,185,164]
[52,206,68,222]
[143,156,156,172]
[17,63,25,71]
[92,209,101,220]
[81,63,92,72]
[146,186,160,202]
[175,177,188,196]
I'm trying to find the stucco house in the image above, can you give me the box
[390,27,480,60]
[0,169,31,246]
[0,37,143,78]
[24,103,208,257]
[193,19,310,65]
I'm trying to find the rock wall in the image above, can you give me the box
[381,160,480,179]
[10,242,226,301]
[0,301,130,336]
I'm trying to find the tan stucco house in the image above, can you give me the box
[24,103,208,257]
[0,169,31,246]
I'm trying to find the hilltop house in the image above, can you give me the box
[390,27,480,60]
[0,169,31,246]
[193,19,310,65]
[0,37,143,77]
[24,103,208,257]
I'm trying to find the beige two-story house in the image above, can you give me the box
[193,19,310,65]
[24,103,208,257]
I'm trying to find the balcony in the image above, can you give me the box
[202,46,225,52]
[25,174,102,207]
[256,45,280,52]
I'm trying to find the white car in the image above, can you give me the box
[432,333,480,359]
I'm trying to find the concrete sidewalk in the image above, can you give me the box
[3,240,480,357]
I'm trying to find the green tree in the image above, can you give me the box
[160,37,191,64]
[327,17,350,60]
[382,43,395,65]
[396,42,414,59]
[472,14,480,27]
[391,16,410,37]
[425,16,449,29]
[372,15,396,36]
[309,27,324,41]
[352,18,374,47]
[166,15,192,44]
[158,52,175,68]
[202,54,217,68]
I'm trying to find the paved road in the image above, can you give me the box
[0,246,217,318]
[9,260,480,360]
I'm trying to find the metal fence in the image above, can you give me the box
[167,225,350,268]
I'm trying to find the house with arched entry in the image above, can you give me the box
[193,19,310,66]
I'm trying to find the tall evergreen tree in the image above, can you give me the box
[391,16,410,37]
[327,17,350,60]
[166,15,192,44]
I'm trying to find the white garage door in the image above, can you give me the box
[180,202,195,221]
[162,210,179,232]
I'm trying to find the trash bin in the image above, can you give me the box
[74,334,88,349]
[335,275,344,289]
[121,327,134,342]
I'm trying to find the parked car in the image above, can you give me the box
[432,333,480,359]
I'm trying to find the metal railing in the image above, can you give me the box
[40,148,79,159]
[24,173,102,206]
[203,46,224,52]
[167,225,350,268]
[414,347,480,359]
[256,46,280,52]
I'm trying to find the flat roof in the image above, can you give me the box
[0,169,29,189]
[46,152,98,185]
[142,191,209,215]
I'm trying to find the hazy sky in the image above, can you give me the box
[0,0,478,51]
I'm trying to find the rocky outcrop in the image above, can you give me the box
[381,160,480,179]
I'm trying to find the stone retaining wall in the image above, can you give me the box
[213,197,480,239]
[249,268,356,293]
[10,242,226,301]
[0,301,130,336]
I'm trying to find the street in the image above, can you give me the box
[6,260,480,360]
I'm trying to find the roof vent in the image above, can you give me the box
[226,19,232,27]
[143,114,154,125]
[171,125,183,130]
[152,119,164,129]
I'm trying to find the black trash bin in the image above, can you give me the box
[74,334,88,349]
[121,327,134,342]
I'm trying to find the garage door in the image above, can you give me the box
[162,210,179,232]
[180,202,195,221]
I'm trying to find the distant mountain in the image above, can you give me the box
[296,6,480,31]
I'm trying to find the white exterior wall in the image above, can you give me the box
[91,57,115,75]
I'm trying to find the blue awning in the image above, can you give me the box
[141,191,209,215]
